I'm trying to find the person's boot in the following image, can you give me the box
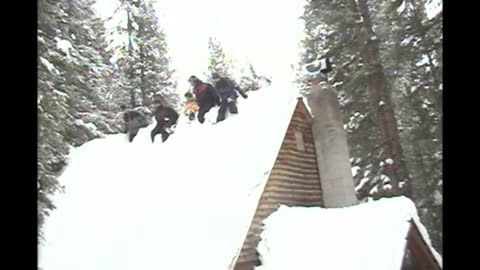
[162,133,170,142]
[228,102,238,114]
[129,132,137,142]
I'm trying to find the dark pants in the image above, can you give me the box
[151,118,177,142]
[128,130,138,142]
[216,97,238,123]
[127,118,144,142]
[188,112,195,121]
[197,104,215,124]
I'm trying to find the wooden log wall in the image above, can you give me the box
[235,101,324,268]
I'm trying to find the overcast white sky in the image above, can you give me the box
[93,0,306,92]
[92,0,442,92]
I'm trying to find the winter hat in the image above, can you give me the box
[188,75,198,84]
[211,72,221,80]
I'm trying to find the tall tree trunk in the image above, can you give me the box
[127,9,136,107]
[411,142,428,203]
[139,45,146,106]
[138,20,146,106]
[348,0,411,197]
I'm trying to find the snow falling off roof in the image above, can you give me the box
[256,196,442,270]
[39,82,300,270]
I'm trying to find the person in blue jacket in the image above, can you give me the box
[211,72,248,123]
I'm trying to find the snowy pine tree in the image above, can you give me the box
[299,0,384,199]
[38,0,120,240]
[299,0,442,254]
[107,0,179,109]
[370,0,443,253]
[207,37,234,79]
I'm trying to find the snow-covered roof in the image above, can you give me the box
[255,196,442,270]
[39,83,304,270]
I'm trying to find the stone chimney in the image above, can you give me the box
[307,83,358,208]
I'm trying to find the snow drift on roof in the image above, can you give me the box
[255,196,442,270]
[39,82,301,270]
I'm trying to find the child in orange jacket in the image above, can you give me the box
[184,92,199,121]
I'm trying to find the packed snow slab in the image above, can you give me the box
[256,196,442,270]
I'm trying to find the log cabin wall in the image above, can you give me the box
[235,100,324,268]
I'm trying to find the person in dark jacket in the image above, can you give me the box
[151,103,179,143]
[211,72,248,123]
[121,105,150,142]
[188,75,220,123]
